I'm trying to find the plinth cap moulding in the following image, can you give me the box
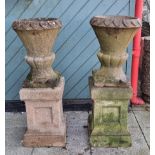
[12,18,62,30]
[90,16,141,28]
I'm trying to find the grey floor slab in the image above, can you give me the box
[32,148,69,155]
[118,127,150,155]
[133,110,150,148]
[143,127,150,147]
[65,111,88,127]
[5,112,27,128]
[132,105,148,111]
[133,110,150,128]
[5,110,149,155]
[6,127,26,147]
[128,111,139,128]
[65,111,90,155]
[6,146,33,155]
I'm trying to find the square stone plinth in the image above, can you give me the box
[88,77,132,147]
[20,77,66,147]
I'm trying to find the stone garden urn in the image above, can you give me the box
[89,16,141,147]
[90,16,141,87]
[12,18,66,147]
[12,18,62,88]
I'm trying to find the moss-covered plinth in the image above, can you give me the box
[88,77,132,147]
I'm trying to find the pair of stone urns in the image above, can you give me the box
[12,16,141,147]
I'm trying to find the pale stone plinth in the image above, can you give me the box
[20,77,66,147]
[88,77,132,147]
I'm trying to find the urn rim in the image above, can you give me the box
[12,18,62,30]
[90,16,141,28]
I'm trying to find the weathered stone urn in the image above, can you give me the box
[88,16,141,147]
[90,16,141,87]
[12,18,66,147]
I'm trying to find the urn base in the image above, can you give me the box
[92,68,128,87]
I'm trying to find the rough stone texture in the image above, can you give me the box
[143,0,150,23]
[23,131,66,147]
[19,77,66,147]
[90,78,132,100]
[89,77,132,147]
[12,18,62,87]
[90,16,141,86]
[90,16,141,28]
[141,37,150,103]
[142,21,150,37]
[12,18,62,30]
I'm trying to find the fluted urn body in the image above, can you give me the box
[12,18,62,88]
[90,16,141,86]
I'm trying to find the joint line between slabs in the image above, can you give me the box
[132,110,150,149]
[31,148,34,155]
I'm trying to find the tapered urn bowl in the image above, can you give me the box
[90,16,141,87]
[12,18,62,88]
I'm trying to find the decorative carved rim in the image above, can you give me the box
[90,16,141,28]
[12,18,62,30]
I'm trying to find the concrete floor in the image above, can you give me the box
[5,106,150,155]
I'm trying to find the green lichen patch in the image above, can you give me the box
[90,135,131,147]
[91,123,121,136]
[93,104,120,126]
